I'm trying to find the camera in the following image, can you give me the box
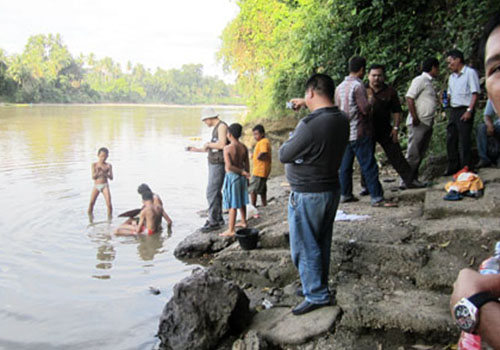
[286,101,294,109]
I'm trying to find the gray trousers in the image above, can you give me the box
[207,162,225,225]
[406,123,433,180]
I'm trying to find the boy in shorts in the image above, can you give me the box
[249,125,271,207]
[88,147,113,218]
[219,123,250,237]
[114,190,162,235]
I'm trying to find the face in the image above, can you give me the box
[98,151,108,162]
[485,26,500,114]
[446,56,461,73]
[368,68,384,88]
[203,118,215,127]
[429,65,440,78]
[253,130,263,141]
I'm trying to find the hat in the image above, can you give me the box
[200,107,219,121]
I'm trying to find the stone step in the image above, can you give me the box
[212,248,296,287]
[423,182,500,219]
[336,278,457,344]
[330,239,428,282]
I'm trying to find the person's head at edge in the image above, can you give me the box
[252,124,265,141]
[349,56,367,79]
[141,190,153,202]
[367,64,385,89]
[227,123,242,141]
[97,147,109,161]
[446,49,465,74]
[483,12,500,114]
[304,73,335,111]
[422,57,440,78]
[137,183,151,195]
[200,107,220,127]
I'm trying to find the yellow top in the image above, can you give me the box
[252,137,271,178]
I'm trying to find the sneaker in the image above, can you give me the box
[340,195,359,203]
[358,188,369,196]
[200,222,220,233]
[475,159,492,169]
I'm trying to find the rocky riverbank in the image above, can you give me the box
[160,163,500,349]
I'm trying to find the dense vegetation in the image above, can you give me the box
[219,0,498,119]
[0,34,240,104]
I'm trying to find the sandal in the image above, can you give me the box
[372,200,398,208]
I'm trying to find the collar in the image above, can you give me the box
[422,72,433,81]
[453,65,467,77]
[345,75,362,83]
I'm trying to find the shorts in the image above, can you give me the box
[249,176,267,195]
[140,226,154,235]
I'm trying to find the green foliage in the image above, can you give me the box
[219,0,498,121]
[0,34,239,105]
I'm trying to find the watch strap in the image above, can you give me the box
[468,291,498,309]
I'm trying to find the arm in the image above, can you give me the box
[450,269,500,347]
[390,112,402,143]
[484,101,496,136]
[354,85,371,118]
[461,93,478,121]
[289,98,306,111]
[279,121,313,164]
[205,123,228,150]
[108,164,113,181]
[91,163,98,180]
[406,97,420,127]
[136,211,146,233]
[186,146,207,152]
[244,147,250,174]
[256,140,271,161]
[162,209,172,227]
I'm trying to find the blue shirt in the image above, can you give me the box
[447,65,480,107]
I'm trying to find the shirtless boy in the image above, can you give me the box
[88,147,113,218]
[220,123,250,237]
[114,190,162,235]
[137,184,173,228]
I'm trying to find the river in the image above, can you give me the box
[0,104,245,350]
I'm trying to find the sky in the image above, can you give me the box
[0,0,239,82]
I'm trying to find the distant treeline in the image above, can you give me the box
[0,34,241,105]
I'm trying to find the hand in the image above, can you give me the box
[289,98,306,111]
[185,146,193,151]
[450,269,483,315]
[487,125,495,136]
[367,88,375,104]
[390,129,399,143]
[460,111,472,122]
[412,117,421,127]
[203,143,210,151]
[242,170,250,179]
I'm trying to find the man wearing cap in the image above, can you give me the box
[187,107,228,232]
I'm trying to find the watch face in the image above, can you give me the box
[454,300,477,332]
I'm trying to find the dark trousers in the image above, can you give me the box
[446,107,474,171]
[361,128,413,189]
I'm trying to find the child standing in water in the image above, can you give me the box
[88,147,113,218]
[220,123,250,237]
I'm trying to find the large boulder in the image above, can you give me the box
[158,268,252,350]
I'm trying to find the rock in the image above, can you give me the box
[158,268,252,350]
[247,306,341,345]
[174,230,236,259]
[232,330,269,350]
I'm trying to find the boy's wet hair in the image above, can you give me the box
[138,183,152,195]
[228,123,243,139]
[252,124,265,135]
[142,190,153,201]
[98,147,109,156]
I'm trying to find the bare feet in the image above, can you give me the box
[219,230,235,237]
[235,221,247,228]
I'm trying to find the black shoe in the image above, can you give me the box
[475,160,492,169]
[340,195,359,203]
[200,222,220,233]
[358,188,369,196]
[443,169,458,176]
[218,219,225,226]
[402,180,426,189]
[292,300,329,316]
[296,287,304,297]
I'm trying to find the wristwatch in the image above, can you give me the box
[393,126,399,131]
[466,107,472,112]
[454,291,498,333]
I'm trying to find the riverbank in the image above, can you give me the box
[163,166,500,349]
